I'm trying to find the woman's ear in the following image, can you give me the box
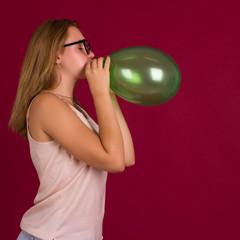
[56,55,62,65]
[56,50,63,65]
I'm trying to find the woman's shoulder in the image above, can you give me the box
[33,91,60,104]
[28,92,77,141]
[28,92,65,142]
[30,92,72,119]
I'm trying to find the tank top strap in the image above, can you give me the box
[26,94,43,141]
[73,101,89,119]
[26,94,39,123]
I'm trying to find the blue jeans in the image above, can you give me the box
[17,231,41,240]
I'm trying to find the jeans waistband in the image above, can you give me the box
[22,231,41,240]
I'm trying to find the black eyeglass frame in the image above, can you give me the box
[63,39,91,54]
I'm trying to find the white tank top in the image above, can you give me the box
[20,94,108,240]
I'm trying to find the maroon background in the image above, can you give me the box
[1,0,239,239]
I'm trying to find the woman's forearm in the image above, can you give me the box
[110,93,135,166]
[93,93,125,171]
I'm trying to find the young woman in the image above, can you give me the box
[9,19,135,240]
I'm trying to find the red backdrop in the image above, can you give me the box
[1,0,239,239]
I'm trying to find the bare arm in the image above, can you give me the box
[109,91,135,167]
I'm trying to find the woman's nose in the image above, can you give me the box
[88,51,95,59]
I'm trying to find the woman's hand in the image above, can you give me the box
[109,88,115,96]
[85,56,111,98]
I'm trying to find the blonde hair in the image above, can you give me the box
[9,19,80,139]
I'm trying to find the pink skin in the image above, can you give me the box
[55,26,95,98]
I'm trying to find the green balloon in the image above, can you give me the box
[108,46,181,106]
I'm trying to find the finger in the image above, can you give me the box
[97,57,104,68]
[85,61,91,71]
[91,59,97,69]
[104,56,111,70]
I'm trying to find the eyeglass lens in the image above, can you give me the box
[84,40,90,54]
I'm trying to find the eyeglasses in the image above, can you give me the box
[63,39,91,54]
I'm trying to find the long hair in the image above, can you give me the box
[9,19,80,139]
